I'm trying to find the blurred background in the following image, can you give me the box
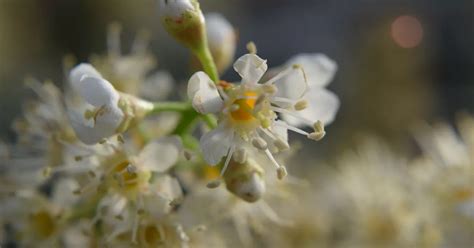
[0,0,473,163]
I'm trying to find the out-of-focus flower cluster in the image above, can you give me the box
[0,0,472,247]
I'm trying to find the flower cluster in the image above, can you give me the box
[6,0,472,247]
[0,0,340,246]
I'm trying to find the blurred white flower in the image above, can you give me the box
[91,23,156,95]
[273,53,340,127]
[68,63,125,145]
[188,53,339,179]
[68,63,153,145]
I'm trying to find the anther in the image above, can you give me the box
[277,166,288,180]
[206,179,221,189]
[275,138,290,151]
[233,148,248,164]
[126,165,137,174]
[246,42,257,54]
[137,208,145,215]
[308,131,326,141]
[184,150,193,161]
[74,156,83,161]
[262,84,278,95]
[252,137,268,150]
[294,100,308,111]
[88,170,96,178]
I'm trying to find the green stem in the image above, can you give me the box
[194,46,219,83]
[150,102,191,114]
[172,108,200,136]
[201,114,218,129]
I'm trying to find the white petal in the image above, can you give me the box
[233,54,268,85]
[272,120,289,143]
[282,88,340,127]
[52,179,80,206]
[273,66,309,102]
[137,136,182,172]
[187,71,223,114]
[69,63,102,87]
[69,107,122,145]
[200,124,234,165]
[286,53,337,88]
[75,76,119,107]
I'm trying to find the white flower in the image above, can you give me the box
[274,53,340,127]
[188,53,339,179]
[205,13,236,73]
[68,63,125,145]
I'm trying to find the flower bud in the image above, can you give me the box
[205,13,236,74]
[223,159,266,203]
[158,0,206,51]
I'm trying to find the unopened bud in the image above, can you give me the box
[158,0,206,51]
[224,159,266,203]
[205,13,236,74]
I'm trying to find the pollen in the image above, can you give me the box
[230,91,257,121]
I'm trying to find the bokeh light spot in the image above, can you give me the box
[391,15,423,48]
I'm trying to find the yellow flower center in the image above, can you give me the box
[230,91,257,121]
[30,211,56,239]
[111,160,140,190]
[142,225,162,246]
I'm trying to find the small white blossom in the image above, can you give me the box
[188,53,339,178]
[68,63,124,145]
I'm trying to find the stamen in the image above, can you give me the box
[264,149,282,169]
[183,150,193,160]
[308,120,326,141]
[252,137,268,150]
[261,84,278,95]
[220,145,236,176]
[277,166,288,180]
[294,100,308,111]
[246,42,257,54]
[216,86,229,101]
[271,106,314,125]
[206,180,221,188]
[233,148,248,164]
[263,66,294,85]
[275,139,290,151]
[275,121,309,136]
[271,97,295,104]
[131,211,139,244]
